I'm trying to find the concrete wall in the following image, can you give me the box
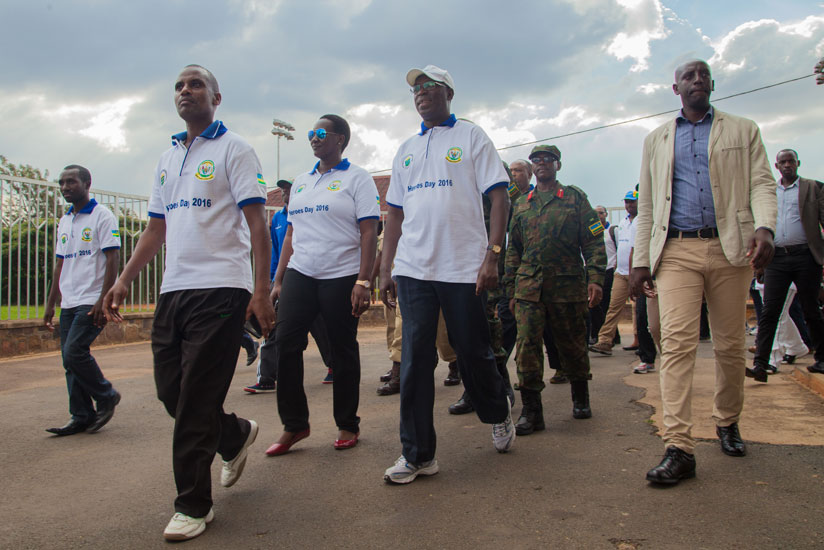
[0,312,154,358]
[0,306,390,359]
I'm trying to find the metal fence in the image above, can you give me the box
[0,175,163,320]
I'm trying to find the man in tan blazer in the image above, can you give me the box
[748,149,824,382]
[631,59,777,485]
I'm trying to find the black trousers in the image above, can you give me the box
[590,268,614,340]
[396,276,508,464]
[275,269,361,433]
[152,288,252,517]
[754,249,824,368]
[635,294,657,364]
[259,315,334,385]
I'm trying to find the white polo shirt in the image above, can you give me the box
[615,215,636,276]
[287,159,380,279]
[387,115,508,283]
[55,199,121,309]
[148,121,267,294]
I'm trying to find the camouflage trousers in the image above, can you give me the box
[486,292,508,370]
[514,298,591,391]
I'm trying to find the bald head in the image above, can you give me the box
[674,59,710,81]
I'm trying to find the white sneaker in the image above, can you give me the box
[383,455,439,484]
[221,419,258,488]
[492,408,516,453]
[633,363,654,374]
[163,508,214,541]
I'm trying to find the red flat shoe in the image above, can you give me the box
[265,428,310,456]
[333,433,359,450]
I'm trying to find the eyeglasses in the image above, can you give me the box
[307,128,338,141]
[410,81,445,94]
[530,156,558,165]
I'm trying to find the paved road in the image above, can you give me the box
[2,327,823,549]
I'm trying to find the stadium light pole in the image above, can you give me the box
[271,118,295,181]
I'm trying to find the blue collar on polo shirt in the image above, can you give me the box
[66,198,98,215]
[310,158,351,175]
[171,120,228,145]
[419,113,457,136]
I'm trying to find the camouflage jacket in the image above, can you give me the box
[503,182,606,303]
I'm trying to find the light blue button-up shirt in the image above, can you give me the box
[774,178,806,247]
[670,107,716,231]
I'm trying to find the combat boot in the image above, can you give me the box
[443,361,461,386]
[515,389,545,435]
[377,361,400,396]
[570,380,592,419]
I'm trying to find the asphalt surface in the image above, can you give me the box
[2,326,823,549]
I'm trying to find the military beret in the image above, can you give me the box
[528,145,561,161]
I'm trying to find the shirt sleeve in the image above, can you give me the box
[97,207,122,251]
[386,150,404,209]
[353,168,381,221]
[147,160,165,218]
[55,218,67,258]
[226,137,267,208]
[470,125,508,194]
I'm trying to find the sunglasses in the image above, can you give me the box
[530,155,558,165]
[307,128,339,141]
[410,81,445,94]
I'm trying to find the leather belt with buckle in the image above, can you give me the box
[774,243,809,255]
[666,227,719,239]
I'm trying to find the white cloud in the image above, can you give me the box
[605,0,669,72]
[637,83,668,94]
[47,97,143,152]
[708,16,824,72]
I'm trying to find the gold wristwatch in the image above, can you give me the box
[355,279,371,288]
[487,244,502,254]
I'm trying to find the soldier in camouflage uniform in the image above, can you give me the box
[503,145,606,434]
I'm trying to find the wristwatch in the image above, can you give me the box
[355,279,371,289]
[487,244,502,254]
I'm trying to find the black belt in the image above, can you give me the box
[666,227,719,239]
[774,243,809,255]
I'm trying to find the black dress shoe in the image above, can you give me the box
[448,396,474,415]
[782,354,796,365]
[745,366,768,383]
[646,446,696,485]
[46,419,91,436]
[87,391,121,434]
[716,423,746,457]
[808,362,824,374]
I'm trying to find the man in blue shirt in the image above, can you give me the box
[245,179,291,393]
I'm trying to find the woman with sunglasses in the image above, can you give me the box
[265,114,379,455]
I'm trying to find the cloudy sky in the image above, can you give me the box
[1,0,822,212]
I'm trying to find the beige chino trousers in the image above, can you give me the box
[655,237,751,453]
[597,273,636,345]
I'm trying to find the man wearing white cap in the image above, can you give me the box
[380,65,515,484]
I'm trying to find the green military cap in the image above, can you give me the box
[528,145,561,161]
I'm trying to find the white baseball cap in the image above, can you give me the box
[406,65,455,91]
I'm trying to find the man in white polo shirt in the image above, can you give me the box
[104,65,275,541]
[44,164,121,436]
[380,65,515,485]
